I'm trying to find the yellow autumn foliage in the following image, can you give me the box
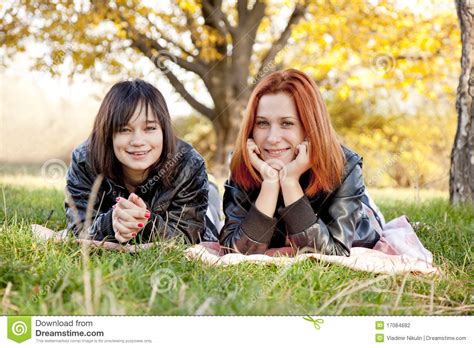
[335,111,456,190]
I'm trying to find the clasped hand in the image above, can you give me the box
[112,193,151,243]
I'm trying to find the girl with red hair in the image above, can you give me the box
[219,69,384,256]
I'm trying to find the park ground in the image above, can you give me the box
[0,166,472,315]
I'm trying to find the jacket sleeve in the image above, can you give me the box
[65,148,115,241]
[277,163,365,256]
[140,156,209,244]
[219,180,277,254]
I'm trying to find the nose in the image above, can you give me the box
[129,131,145,146]
[267,125,282,144]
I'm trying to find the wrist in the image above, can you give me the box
[280,177,299,189]
[262,178,280,187]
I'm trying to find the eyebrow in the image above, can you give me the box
[123,120,159,127]
[255,116,297,120]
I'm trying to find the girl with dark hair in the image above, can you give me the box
[220,69,385,255]
[65,79,218,244]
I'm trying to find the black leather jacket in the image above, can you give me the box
[219,146,380,256]
[65,139,217,243]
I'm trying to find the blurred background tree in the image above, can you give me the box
[172,113,217,165]
[1,0,310,170]
[450,0,473,205]
[0,0,464,193]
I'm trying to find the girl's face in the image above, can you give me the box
[252,92,305,166]
[113,105,163,184]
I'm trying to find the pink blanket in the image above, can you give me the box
[31,224,156,253]
[31,215,439,275]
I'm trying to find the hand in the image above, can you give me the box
[112,193,150,243]
[247,139,279,183]
[280,141,312,183]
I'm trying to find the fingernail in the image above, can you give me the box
[116,197,120,202]
[138,223,143,228]
[144,212,150,218]
[132,233,137,237]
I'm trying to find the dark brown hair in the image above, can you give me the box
[89,79,176,185]
[230,69,345,196]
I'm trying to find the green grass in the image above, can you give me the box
[0,181,472,316]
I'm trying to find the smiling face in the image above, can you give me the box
[252,92,306,167]
[113,104,163,186]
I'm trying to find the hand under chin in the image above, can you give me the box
[265,160,285,171]
[265,155,295,171]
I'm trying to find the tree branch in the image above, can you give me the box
[173,0,202,56]
[119,13,209,78]
[165,49,209,78]
[202,0,235,36]
[394,48,442,61]
[256,2,308,78]
[156,28,199,60]
[245,0,266,32]
[142,14,202,62]
[237,0,249,26]
[160,66,215,119]
[115,10,215,118]
[131,27,214,118]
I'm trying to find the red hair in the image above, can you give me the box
[230,69,345,197]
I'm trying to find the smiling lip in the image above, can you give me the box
[127,150,151,158]
[265,148,290,156]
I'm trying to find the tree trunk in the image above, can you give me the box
[211,92,248,178]
[214,115,232,176]
[450,0,474,205]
